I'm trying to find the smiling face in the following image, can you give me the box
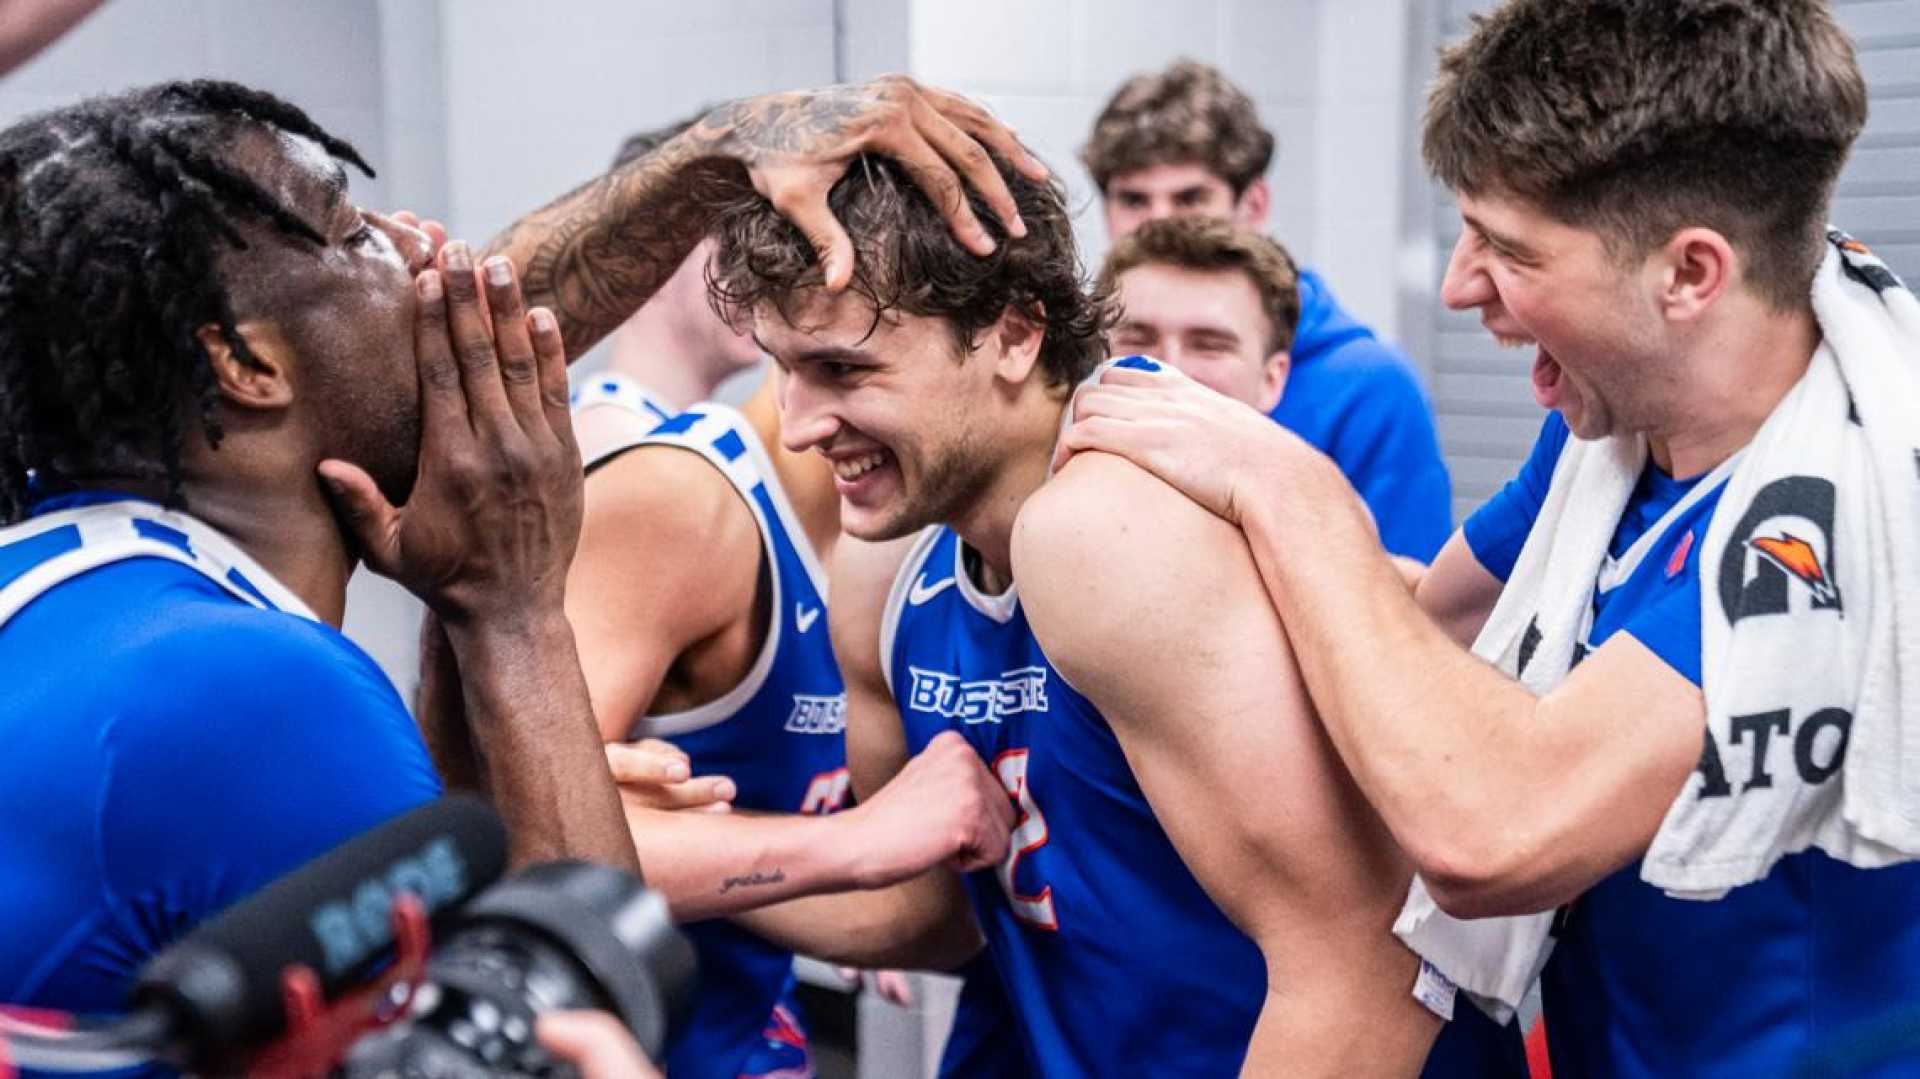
[757,289,1014,542]
[1440,189,1673,441]
[221,129,435,502]
[1102,162,1265,239]
[1111,263,1285,411]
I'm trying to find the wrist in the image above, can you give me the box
[824,806,888,890]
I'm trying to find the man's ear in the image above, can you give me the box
[196,322,294,411]
[1234,177,1271,230]
[1657,228,1736,324]
[990,303,1047,385]
[1257,348,1290,413]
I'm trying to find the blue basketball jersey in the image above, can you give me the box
[0,493,440,1078]
[881,523,1264,1075]
[1467,413,1920,1077]
[581,401,846,1079]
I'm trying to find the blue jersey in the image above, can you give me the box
[0,493,440,1076]
[883,514,1522,1077]
[583,403,846,1079]
[1467,414,1920,1077]
[935,952,1032,1078]
[1270,269,1453,562]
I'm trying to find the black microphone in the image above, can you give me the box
[128,794,509,1073]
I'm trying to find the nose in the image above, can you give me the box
[1439,229,1494,311]
[1142,198,1176,223]
[776,369,840,454]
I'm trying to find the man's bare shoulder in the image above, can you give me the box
[576,444,761,600]
[1015,452,1241,611]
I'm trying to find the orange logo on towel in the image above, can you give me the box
[1748,533,1839,606]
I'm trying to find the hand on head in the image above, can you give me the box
[702,75,1048,291]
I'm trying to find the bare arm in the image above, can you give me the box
[566,468,1008,923]
[1411,530,1506,648]
[1059,366,1704,917]
[730,533,996,968]
[483,77,1045,359]
[1015,455,1438,1079]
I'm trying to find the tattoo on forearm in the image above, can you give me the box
[480,82,896,359]
[719,868,788,895]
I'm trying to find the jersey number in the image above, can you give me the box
[800,768,851,815]
[992,749,1058,930]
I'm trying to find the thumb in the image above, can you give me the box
[316,459,401,571]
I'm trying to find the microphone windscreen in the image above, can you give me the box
[131,794,508,1068]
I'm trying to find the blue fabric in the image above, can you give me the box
[936,952,1033,1078]
[635,409,847,1079]
[0,495,441,1077]
[890,525,1521,1077]
[1462,419,1920,1076]
[1269,270,1453,562]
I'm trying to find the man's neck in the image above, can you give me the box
[607,316,724,412]
[1648,301,1822,478]
[175,467,357,626]
[949,396,1066,595]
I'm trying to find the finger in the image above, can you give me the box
[769,182,857,293]
[316,460,401,573]
[528,307,576,456]
[421,219,448,254]
[439,242,515,428]
[875,971,916,1007]
[605,743,692,785]
[636,737,690,763]
[883,124,996,257]
[911,96,1025,240]
[536,1011,662,1079]
[481,256,546,434]
[412,269,469,442]
[920,86,1050,182]
[636,776,738,812]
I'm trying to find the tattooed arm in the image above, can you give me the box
[483,75,1047,359]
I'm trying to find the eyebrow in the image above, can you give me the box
[319,160,349,213]
[1460,212,1536,258]
[749,336,875,366]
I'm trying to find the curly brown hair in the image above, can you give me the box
[1423,0,1867,309]
[1099,216,1301,356]
[706,153,1114,388]
[1081,60,1274,194]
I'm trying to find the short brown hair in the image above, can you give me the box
[1100,216,1301,355]
[1423,0,1867,309]
[707,154,1114,388]
[1082,59,1274,194]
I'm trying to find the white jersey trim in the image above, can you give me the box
[878,526,945,700]
[0,501,319,628]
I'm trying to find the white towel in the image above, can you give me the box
[1395,231,1920,1021]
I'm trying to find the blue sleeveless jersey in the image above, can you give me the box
[581,401,846,1079]
[571,370,676,425]
[1467,413,1920,1077]
[0,493,440,1077]
[881,523,1264,1075]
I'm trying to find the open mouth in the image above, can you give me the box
[827,446,897,505]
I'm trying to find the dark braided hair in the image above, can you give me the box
[0,79,374,523]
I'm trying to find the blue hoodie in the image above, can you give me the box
[1268,269,1453,561]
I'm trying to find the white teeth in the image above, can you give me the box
[832,451,886,480]
[1492,333,1537,349]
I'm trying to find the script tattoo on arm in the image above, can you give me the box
[480,84,888,360]
[718,868,789,895]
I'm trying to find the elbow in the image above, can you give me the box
[1405,831,1547,920]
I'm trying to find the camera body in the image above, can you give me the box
[339,861,694,1079]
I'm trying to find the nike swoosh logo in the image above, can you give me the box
[908,574,955,606]
[795,604,821,633]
